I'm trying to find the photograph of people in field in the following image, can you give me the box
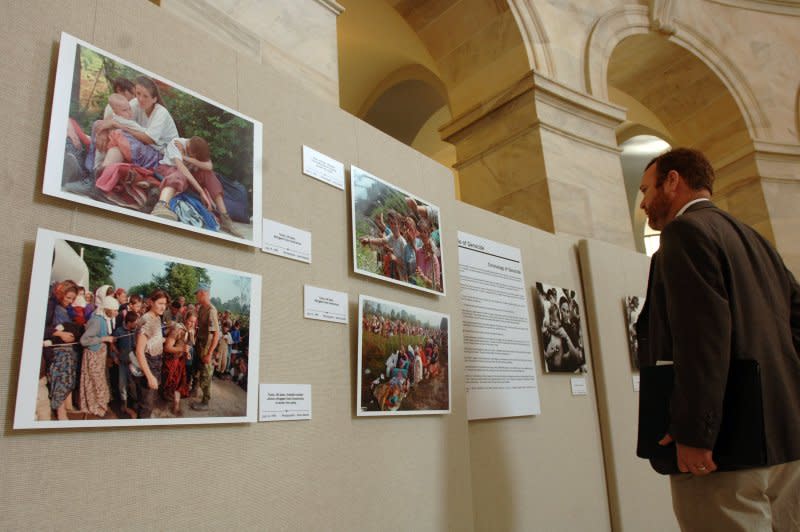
[351,166,445,296]
[357,295,450,416]
[13,229,261,429]
[44,33,262,246]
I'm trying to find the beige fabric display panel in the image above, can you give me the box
[0,2,473,530]
[578,239,678,531]
[457,202,612,532]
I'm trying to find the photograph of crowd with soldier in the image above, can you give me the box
[351,166,445,295]
[45,34,261,245]
[15,230,259,428]
[358,295,450,415]
[534,282,588,374]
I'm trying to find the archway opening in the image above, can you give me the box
[607,32,761,250]
[620,135,671,255]
[607,33,751,179]
[361,78,446,145]
[337,0,530,195]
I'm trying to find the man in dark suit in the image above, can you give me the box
[636,148,800,530]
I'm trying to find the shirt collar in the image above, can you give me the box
[676,198,711,218]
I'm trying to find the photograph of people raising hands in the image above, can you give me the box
[45,33,262,246]
[351,166,445,296]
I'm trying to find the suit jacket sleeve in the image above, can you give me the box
[787,264,800,357]
[659,219,731,449]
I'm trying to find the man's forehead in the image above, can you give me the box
[640,165,657,188]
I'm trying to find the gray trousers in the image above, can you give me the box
[671,458,800,531]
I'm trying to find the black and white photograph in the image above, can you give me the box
[44,33,263,246]
[623,295,645,371]
[357,295,450,415]
[351,166,445,296]
[13,229,261,429]
[533,282,587,374]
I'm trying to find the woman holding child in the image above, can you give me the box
[93,76,241,237]
[44,281,80,420]
[97,76,179,170]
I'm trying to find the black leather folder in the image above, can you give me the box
[636,359,767,475]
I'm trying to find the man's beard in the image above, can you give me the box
[646,189,671,231]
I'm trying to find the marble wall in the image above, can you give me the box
[387,0,531,116]
[443,72,635,249]
[162,0,343,104]
[528,0,800,267]
[157,0,800,266]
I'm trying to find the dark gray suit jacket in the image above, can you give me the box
[637,201,800,466]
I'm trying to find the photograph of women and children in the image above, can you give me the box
[13,229,261,429]
[534,282,587,374]
[44,33,262,246]
[358,295,450,416]
[351,166,445,296]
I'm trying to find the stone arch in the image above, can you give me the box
[584,6,651,103]
[669,19,770,137]
[358,65,450,146]
[507,0,556,78]
[590,4,783,248]
[584,4,770,140]
[357,64,448,119]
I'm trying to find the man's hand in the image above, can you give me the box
[659,434,717,475]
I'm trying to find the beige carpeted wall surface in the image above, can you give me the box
[579,240,678,531]
[0,1,674,530]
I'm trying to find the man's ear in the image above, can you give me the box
[664,169,681,193]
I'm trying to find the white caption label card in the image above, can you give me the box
[259,384,312,421]
[570,377,588,396]
[632,375,640,392]
[304,285,348,324]
[262,219,311,263]
[302,145,345,190]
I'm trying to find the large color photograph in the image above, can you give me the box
[13,229,261,429]
[351,166,445,296]
[357,295,450,416]
[533,282,588,374]
[44,33,262,246]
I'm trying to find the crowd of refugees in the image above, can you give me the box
[363,312,446,411]
[42,279,248,421]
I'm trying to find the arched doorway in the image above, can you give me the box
[337,0,531,197]
[619,135,671,255]
[603,30,773,244]
[356,65,454,169]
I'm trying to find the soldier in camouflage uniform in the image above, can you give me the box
[191,284,219,411]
